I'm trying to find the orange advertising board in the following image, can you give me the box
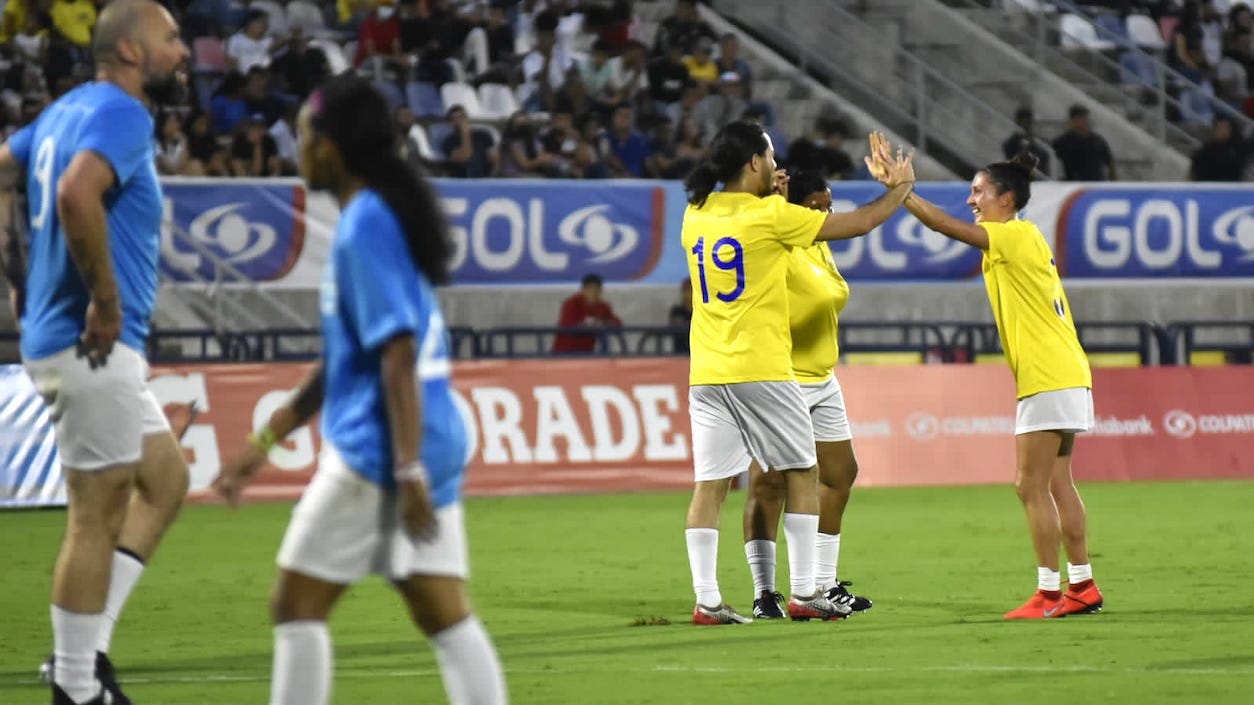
[148,360,1254,502]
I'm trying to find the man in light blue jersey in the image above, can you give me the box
[0,2,190,704]
[213,75,507,705]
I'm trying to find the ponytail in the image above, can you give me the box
[362,155,453,285]
[684,120,770,208]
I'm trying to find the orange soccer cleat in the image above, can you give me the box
[1058,581,1104,616]
[1003,590,1066,620]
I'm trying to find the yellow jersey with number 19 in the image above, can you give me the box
[787,243,850,383]
[981,219,1092,400]
[683,192,828,385]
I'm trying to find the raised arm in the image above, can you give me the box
[813,134,915,242]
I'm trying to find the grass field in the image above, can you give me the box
[2,480,1253,705]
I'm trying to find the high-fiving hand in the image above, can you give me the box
[864,131,916,189]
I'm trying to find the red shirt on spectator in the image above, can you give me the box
[553,292,622,353]
[356,10,400,66]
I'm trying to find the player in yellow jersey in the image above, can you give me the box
[866,132,1104,620]
[736,172,872,621]
[681,121,914,625]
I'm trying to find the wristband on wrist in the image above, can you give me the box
[248,427,279,453]
[394,460,429,484]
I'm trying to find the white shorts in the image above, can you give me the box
[689,381,817,482]
[802,375,853,443]
[1015,387,1095,435]
[276,445,469,584]
[23,344,169,470]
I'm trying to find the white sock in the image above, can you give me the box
[1067,563,1093,585]
[97,550,145,653]
[270,621,332,705]
[743,540,776,595]
[685,528,721,607]
[783,513,819,597]
[1037,567,1061,593]
[432,615,508,705]
[51,605,102,703]
[815,532,841,592]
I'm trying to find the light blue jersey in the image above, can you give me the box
[7,82,162,360]
[319,189,467,508]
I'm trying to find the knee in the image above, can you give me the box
[819,458,858,491]
[1013,472,1049,502]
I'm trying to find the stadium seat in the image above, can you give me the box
[1158,16,1179,43]
[426,122,454,159]
[252,0,288,37]
[1094,14,1126,42]
[1002,0,1056,13]
[462,27,490,77]
[440,81,488,119]
[975,353,1007,365]
[286,0,328,37]
[1119,51,1158,87]
[373,80,405,111]
[309,38,349,75]
[478,83,520,119]
[1059,14,1116,51]
[192,37,227,74]
[1087,352,1142,368]
[1189,350,1228,366]
[407,124,439,162]
[406,81,445,118]
[1126,14,1167,51]
[842,352,925,366]
[446,57,468,85]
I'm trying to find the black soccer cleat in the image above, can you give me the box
[42,653,130,705]
[824,580,873,614]
[752,590,786,619]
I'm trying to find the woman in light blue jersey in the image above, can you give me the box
[214,75,507,705]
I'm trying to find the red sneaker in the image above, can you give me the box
[1003,590,1066,619]
[1059,582,1104,616]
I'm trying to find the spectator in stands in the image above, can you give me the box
[580,39,619,113]
[684,36,720,88]
[665,82,703,129]
[1221,5,1253,101]
[539,104,580,176]
[788,114,855,180]
[574,112,612,178]
[210,70,248,135]
[272,28,329,99]
[609,39,651,110]
[669,278,693,354]
[553,273,623,354]
[715,33,752,99]
[226,9,280,72]
[603,103,652,177]
[394,106,427,172]
[1052,104,1117,180]
[521,10,575,112]
[1171,1,1215,85]
[1002,106,1052,177]
[644,115,681,178]
[49,0,95,50]
[499,111,556,177]
[1200,0,1225,74]
[184,109,230,177]
[653,0,715,58]
[355,0,402,69]
[242,66,285,125]
[231,112,282,176]
[470,2,518,85]
[740,106,788,164]
[649,41,693,111]
[155,109,191,176]
[336,0,373,31]
[695,71,747,142]
[270,104,299,176]
[441,105,498,178]
[1190,115,1248,180]
[13,9,50,70]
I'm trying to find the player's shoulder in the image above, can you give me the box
[339,190,406,247]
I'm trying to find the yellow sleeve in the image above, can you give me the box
[771,196,828,249]
[980,221,1021,264]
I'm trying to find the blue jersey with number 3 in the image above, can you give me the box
[7,82,161,360]
[319,190,467,507]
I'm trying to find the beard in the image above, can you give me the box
[144,69,187,106]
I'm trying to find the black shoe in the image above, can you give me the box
[42,654,130,705]
[751,590,786,619]
[824,580,873,613]
[51,683,112,705]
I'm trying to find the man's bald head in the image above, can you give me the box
[92,0,160,65]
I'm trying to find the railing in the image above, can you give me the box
[946,320,1166,366]
[1163,321,1254,366]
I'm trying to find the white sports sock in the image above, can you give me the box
[97,550,145,653]
[270,621,332,705]
[814,532,841,592]
[783,513,819,597]
[1037,567,1061,593]
[743,540,776,595]
[432,615,508,705]
[685,528,721,607]
[1067,563,1093,584]
[51,605,102,703]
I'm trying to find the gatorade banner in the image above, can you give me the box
[2,361,1253,507]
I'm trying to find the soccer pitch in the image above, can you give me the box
[2,481,1252,705]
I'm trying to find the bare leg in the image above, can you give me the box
[1014,431,1065,572]
[1050,433,1090,566]
[743,460,785,542]
[815,440,857,535]
[116,431,190,560]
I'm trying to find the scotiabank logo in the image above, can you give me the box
[1163,410,1254,439]
[1060,189,1254,277]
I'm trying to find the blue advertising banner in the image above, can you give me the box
[1054,186,1254,278]
[439,180,667,284]
[826,183,985,280]
[0,366,63,507]
[160,181,308,283]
